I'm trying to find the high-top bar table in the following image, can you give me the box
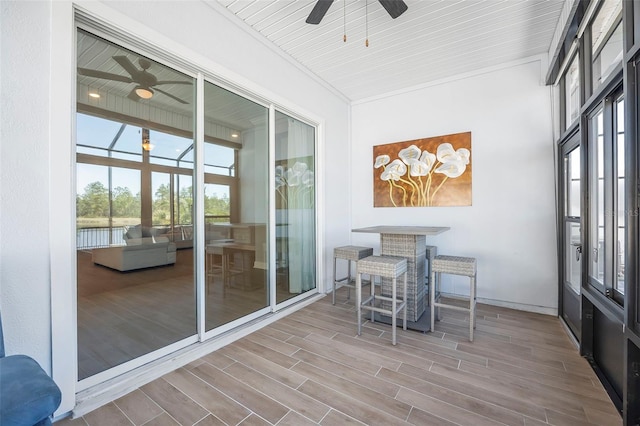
[352,226,450,326]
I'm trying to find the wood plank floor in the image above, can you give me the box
[59,288,621,426]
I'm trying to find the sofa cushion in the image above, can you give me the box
[125,226,142,239]
[92,241,176,271]
[125,237,156,246]
[0,355,62,426]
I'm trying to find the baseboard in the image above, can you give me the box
[441,292,558,316]
[559,317,580,350]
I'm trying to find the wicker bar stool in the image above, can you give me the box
[356,255,407,345]
[430,255,477,341]
[333,245,374,304]
[425,245,438,302]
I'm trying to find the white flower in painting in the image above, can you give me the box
[410,160,430,177]
[398,145,422,165]
[380,159,407,181]
[275,166,286,189]
[434,160,466,178]
[292,162,308,174]
[275,175,286,189]
[457,148,470,165]
[374,154,391,168]
[301,170,314,187]
[286,168,301,186]
[419,150,437,172]
[436,143,460,163]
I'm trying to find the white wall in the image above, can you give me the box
[1,0,54,365]
[1,0,349,415]
[350,58,558,314]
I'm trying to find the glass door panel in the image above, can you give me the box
[274,111,316,304]
[203,81,269,331]
[76,29,195,381]
[562,143,582,338]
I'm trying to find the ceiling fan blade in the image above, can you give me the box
[113,55,140,77]
[154,87,189,104]
[155,80,193,85]
[77,67,133,83]
[306,0,334,24]
[378,0,407,19]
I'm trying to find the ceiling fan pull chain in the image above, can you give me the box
[343,0,347,42]
[365,0,369,47]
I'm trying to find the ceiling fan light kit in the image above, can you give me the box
[135,86,154,99]
[142,140,155,151]
[78,55,191,104]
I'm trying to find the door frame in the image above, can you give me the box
[558,129,582,341]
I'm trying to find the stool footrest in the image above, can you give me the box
[432,302,473,313]
[361,303,407,316]
[361,295,407,315]
[335,277,371,286]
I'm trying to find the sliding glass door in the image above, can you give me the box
[76,30,197,382]
[75,27,318,384]
[274,111,316,304]
[203,81,269,331]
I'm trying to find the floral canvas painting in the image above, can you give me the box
[275,156,315,209]
[373,132,472,207]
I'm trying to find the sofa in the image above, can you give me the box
[92,236,177,271]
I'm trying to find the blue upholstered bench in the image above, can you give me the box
[0,315,61,426]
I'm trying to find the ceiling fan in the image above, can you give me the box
[306,0,408,24]
[78,56,192,104]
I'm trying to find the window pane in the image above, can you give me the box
[566,147,581,217]
[152,172,171,226]
[205,184,231,224]
[591,0,623,89]
[615,97,625,294]
[205,143,235,176]
[275,112,316,304]
[565,54,580,128]
[589,109,605,285]
[149,131,194,167]
[565,222,582,294]
[76,164,142,248]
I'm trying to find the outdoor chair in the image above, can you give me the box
[0,313,61,425]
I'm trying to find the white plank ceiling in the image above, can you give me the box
[215,0,566,101]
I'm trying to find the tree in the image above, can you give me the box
[153,183,171,225]
[205,192,230,219]
[77,181,109,218]
[112,186,140,218]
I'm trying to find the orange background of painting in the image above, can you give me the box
[373,132,472,207]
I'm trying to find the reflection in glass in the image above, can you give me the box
[203,81,269,331]
[76,30,195,380]
[566,222,582,294]
[615,97,625,294]
[565,54,580,128]
[589,109,605,285]
[591,0,622,89]
[275,111,316,304]
[566,147,581,217]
